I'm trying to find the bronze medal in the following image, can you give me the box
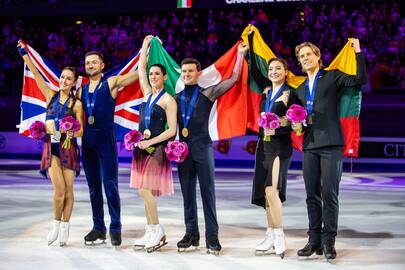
[88,115,95,125]
[182,127,189,138]
[307,115,313,125]
[143,129,151,139]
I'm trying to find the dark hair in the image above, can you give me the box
[85,51,104,62]
[180,58,201,71]
[149,63,167,75]
[61,66,79,81]
[268,58,289,71]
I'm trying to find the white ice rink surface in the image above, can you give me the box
[1,167,405,270]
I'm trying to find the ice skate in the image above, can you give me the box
[47,220,60,246]
[273,228,287,259]
[59,221,70,247]
[145,224,167,253]
[206,235,221,256]
[255,228,275,256]
[133,225,152,250]
[177,233,199,252]
[84,230,106,246]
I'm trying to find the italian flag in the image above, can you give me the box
[147,37,249,141]
[241,25,362,157]
[177,0,192,8]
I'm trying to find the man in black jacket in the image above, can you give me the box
[293,39,366,260]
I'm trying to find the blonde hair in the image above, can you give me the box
[295,42,323,69]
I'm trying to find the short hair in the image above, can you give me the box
[295,42,323,68]
[267,58,289,71]
[85,51,104,62]
[149,63,167,76]
[61,66,79,81]
[180,58,201,71]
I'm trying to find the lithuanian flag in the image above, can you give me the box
[241,25,362,157]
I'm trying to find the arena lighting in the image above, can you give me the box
[76,20,82,25]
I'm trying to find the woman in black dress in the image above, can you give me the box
[249,31,300,258]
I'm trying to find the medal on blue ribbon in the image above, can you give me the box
[84,80,102,125]
[143,89,166,139]
[305,70,321,125]
[180,86,199,138]
[265,83,286,112]
[53,92,70,142]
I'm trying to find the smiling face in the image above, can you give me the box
[85,54,104,76]
[297,45,321,73]
[59,69,77,92]
[268,60,288,85]
[181,63,201,85]
[148,66,166,89]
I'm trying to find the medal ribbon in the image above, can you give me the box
[265,83,286,112]
[305,70,321,115]
[144,89,166,130]
[53,92,70,131]
[180,85,199,130]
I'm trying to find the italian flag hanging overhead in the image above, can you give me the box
[177,0,192,8]
[147,37,249,141]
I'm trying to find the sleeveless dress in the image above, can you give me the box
[251,87,298,207]
[40,93,80,177]
[130,98,173,197]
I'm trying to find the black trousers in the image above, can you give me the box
[303,146,343,245]
[177,144,218,238]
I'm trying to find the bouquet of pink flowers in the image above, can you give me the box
[165,141,189,163]
[124,130,143,150]
[59,116,80,149]
[258,112,280,141]
[286,104,307,136]
[29,121,46,140]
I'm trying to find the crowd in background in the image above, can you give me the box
[0,2,403,94]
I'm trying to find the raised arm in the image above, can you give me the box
[137,35,153,97]
[334,39,367,88]
[202,41,248,102]
[107,46,141,98]
[17,40,55,103]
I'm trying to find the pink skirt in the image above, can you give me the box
[130,145,174,197]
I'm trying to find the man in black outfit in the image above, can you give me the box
[176,42,247,254]
[293,39,366,260]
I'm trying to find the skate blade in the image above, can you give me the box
[59,242,67,247]
[133,245,146,251]
[84,239,106,246]
[206,249,220,256]
[178,245,199,252]
[112,246,121,251]
[146,241,168,253]
[255,249,275,256]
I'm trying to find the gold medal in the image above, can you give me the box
[143,129,151,139]
[307,115,313,125]
[182,127,189,138]
[88,115,95,125]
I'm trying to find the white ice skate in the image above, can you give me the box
[133,225,152,250]
[255,228,275,256]
[273,228,287,259]
[59,221,70,247]
[47,220,61,246]
[145,224,167,253]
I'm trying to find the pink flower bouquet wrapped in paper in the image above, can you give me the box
[165,141,189,163]
[29,121,46,140]
[286,104,307,136]
[59,116,80,149]
[124,130,143,150]
[258,112,280,142]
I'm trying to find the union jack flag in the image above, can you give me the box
[18,41,142,141]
